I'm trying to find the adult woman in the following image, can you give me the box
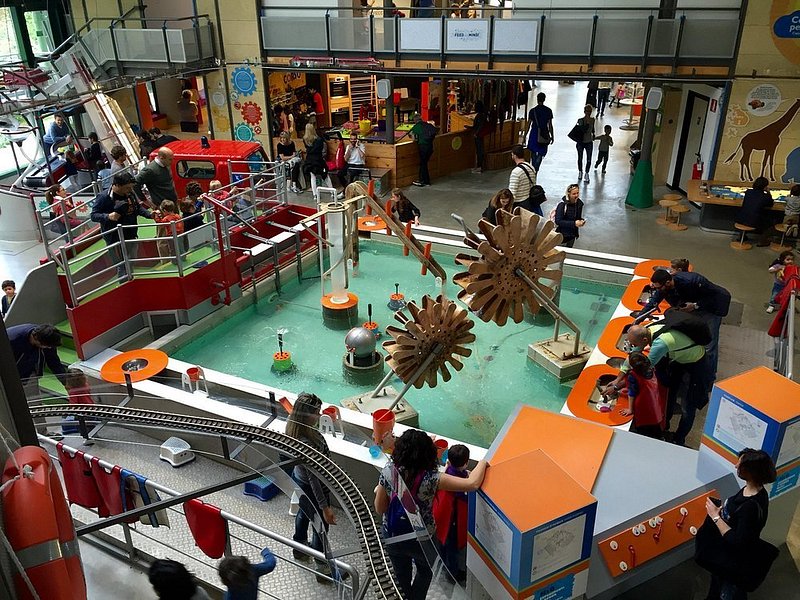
[390,188,421,225]
[274,104,295,136]
[701,448,776,600]
[177,89,199,133]
[302,123,333,200]
[374,429,487,600]
[277,130,303,193]
[482,188,514,225]
[285,392,339,583]
[554,183,585,248]
[574,104,596,184]
[735,176,774,246]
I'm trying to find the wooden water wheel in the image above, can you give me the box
[383,295,475,388]
[454,207,565,326]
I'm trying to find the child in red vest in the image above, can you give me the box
[65,368,94,405]
[153,199,184,264]
[620,352,667,439]
[433,444,470,583]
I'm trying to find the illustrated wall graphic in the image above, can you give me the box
[724,98,800,181]
[781,146,800,183]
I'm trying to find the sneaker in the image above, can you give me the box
[583,172,590,183]
[412,181,426,187]
[470,167,482,174]
[602,170,607,174]
[293,548,310,561]
[578,171,583,181]
[766,305,775,313]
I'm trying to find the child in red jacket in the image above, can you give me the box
[433,444,470,583]
[65,368,94,405]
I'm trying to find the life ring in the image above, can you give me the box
[1,445,87,600]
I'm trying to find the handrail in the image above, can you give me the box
[259,4,741,12]
[787,290,796,381]
[38,435,360,592]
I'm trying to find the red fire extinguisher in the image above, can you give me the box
[692,153,703,180]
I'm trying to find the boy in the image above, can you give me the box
[433,444,470,583]
[2,280,15,317]
[218,547,276,600]
[593,124,614,174]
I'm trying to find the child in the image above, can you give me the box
[218,547,276,600]
[97,160,113,191]
[593,125,613,174]
[389,188,421,225]
[63,149,80,190]
[669,258,690,273]
[784,184,800,230]
[208,180,251,223]
[767,250,795,313]
[619,352,667,440]
[45,184,81,232]
[153,199,184,263]
[182,181,206,232]
[1,279,15,317]
[433,444,469,583]
[65,368,94,405]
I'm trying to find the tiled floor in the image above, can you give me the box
[3,79,798,599]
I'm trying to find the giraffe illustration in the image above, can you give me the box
[724,98,800,181]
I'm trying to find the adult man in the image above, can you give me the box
[43,113,72,158]
[597,81,612,117]
[8,324,66,389]
[343,132,367,184]
[604,321,710,446]
[91,172,155,280]
[641,268,730,384]
[136,147,177,206]
[409,114,437,187]
[508,145,539,214]
[525,93,554,172]
[307,86,325,127]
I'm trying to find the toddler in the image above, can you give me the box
[153,199,184,263]
[2,279,15,317]
[670,258,690,273]
[593,125,614,174]
[433,444,470,583]
[218,547,276,600]
[182,181,206,231]
[65,368,94,405]
[45,184,81,233]
[766,250,795,313]
[619,352,667,440]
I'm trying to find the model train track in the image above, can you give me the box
[29,404,402,600]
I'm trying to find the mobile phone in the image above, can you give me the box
[709,496,721,507]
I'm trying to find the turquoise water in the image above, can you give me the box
[173,240,623,446]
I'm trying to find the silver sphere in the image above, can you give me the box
[345,326,377,358]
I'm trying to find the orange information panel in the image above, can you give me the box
[598,490,715,578]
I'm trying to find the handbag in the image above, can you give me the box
[568,120,587,143]
[532,108,550,145]
[694,498,779,593]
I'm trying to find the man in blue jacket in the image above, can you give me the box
[42,113,72,158]
[91,172,155,281]
[8,324,66,386]
[641,269,731,384]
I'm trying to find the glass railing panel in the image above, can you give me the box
[492,19,539,55]
[113,28,168,62]
[445,19,490,54]
[329,17,371,52]
[680,15,739,58]
[541,17,593,56]
[398,18,441,53]
[261,16,327,51]
[594,17,649,57]
[648,18,679,57]
[166,29,187,63]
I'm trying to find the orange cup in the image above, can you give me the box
[372,408,395,445]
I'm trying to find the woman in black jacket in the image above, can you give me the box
[703,448,776,600]
[554,183,585,247]
[302,124,333,200]
[735,177,774,246]
[481,188,514,225]
[390,188,421,225]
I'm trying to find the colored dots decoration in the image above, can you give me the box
[231,67,257,97]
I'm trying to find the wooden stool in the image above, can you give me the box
[770,223,792,252]
[731,223,755,250]
[667,204,690,231]
[657,199,679,225]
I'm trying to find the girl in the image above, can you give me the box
[153,199,184,263]
[766,250,794,313]
[45,184,81,233]
[619,352,667,439]
[390,188,421,225]
[65,368,94,405]
[481,188,514,226]
[554,183,585,248]
[181,181,205,231]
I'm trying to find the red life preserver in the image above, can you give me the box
[1,446,87,600]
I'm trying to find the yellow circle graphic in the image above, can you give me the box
[451,136,463,151]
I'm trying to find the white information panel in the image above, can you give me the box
[713,398,769,453]
[474,494,514,576]
[530,513,586,583]
[493,19,539,54]
[446,19,490,53]
[399,19,441,52]
[777,420,800,468]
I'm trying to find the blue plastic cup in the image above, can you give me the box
[368,444,381,459]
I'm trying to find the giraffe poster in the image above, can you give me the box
[716,79,800,183]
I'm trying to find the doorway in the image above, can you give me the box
[672,91,708,191]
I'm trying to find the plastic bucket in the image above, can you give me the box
[322,406,340,422]
[186,366,201,382]
[434,438,449,463]
[372,408,395,445]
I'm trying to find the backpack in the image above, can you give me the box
[549,202,561,223]
[385,470,425,537]
[517,165,546,207]
[651,308,712,347]
[419,121,437,145]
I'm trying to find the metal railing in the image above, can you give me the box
[260,4,743,75]
[37,434,360,598]
[774,290,796,380]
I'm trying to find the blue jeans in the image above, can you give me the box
[769,280,785,306]
[673,355,712,446]
[293,481,328,557]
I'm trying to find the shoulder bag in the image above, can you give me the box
[532,108,550,145]
[567,119,587,143]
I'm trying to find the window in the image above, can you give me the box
[176,160,215,179]
[0,8,22,64]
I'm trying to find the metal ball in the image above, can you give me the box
[345,326,377,358]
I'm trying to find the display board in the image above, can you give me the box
[399,19,441,52]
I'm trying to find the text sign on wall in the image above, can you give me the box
[493,19,539,54]
[446,19,490,53]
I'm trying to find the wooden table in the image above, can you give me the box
[686,179,787,233]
